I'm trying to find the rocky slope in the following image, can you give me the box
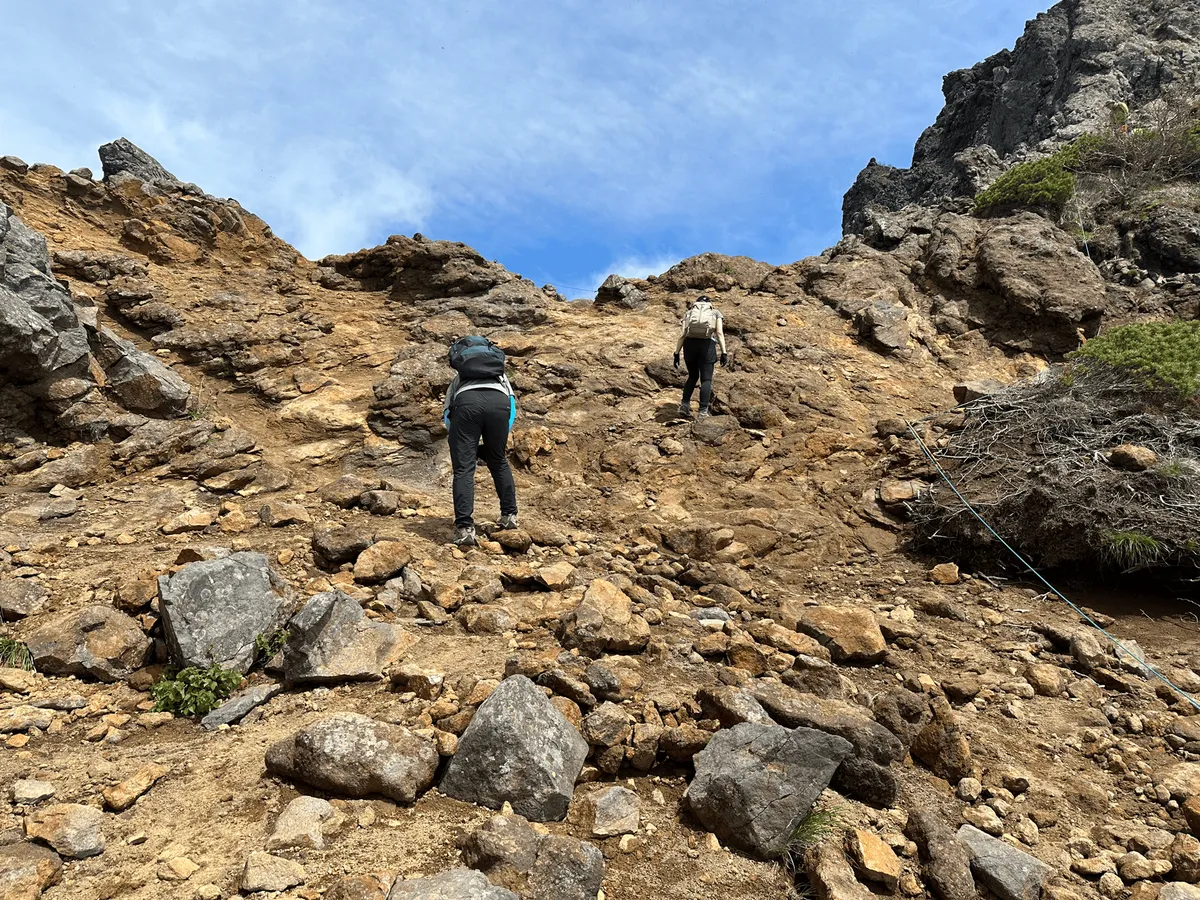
[2,6,1200,899]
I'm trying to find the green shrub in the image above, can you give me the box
[975,136,1102,214]
[0,636,33,670]
[1103,531,1167,570]
[1072,320,1200,398]
[254,629,289,660]
[150,664,244,717]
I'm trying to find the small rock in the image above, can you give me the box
[266,713,439,803]
[587,786,639,837]
[267,795,340,850]
[159,856,200,881]
[0,579,49,619]
[160,509,215,535]
[0,841,63,897]
[312,526,372,568]
[103,763,167,811]
[284,590,418,684]
[798,606,887,664]
[241,851,305,893]
[353,539,413,584]
[388,868,516,899]
[1110,444,1157,472]
[324,874,393,900]
[24,803,105,859]
[930,563,961,585]
[11,780,56,805]
[258,502,311,527]
[200,683,281,730]
[1024,663,1066,697]
[25,605,149,682]
[848,827,903,889]
[805,841,874,900]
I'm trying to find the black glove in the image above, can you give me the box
[720,353,728,367]
[672,352,680,370]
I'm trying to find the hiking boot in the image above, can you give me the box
[697,407,712,419]
[677,403,692,419]
[496,513,519,530]
[452,525,477,547]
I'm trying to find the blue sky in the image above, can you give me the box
[2,0,1050,297]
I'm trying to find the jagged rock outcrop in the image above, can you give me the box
[659,252,775,293]
[319,233,550,327]
[98,137,179,187]
[0,198,191,434]
[594,274,647,310]
[843,0,1200,233]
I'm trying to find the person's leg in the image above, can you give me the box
[698,341,717,410]
[449,404,483,527]
[681,339,703,404]
[479,401,518,518]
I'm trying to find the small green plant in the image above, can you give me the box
[0,636,34,670]
[772,804,848,900]
[150,664,244,717]
[1072,320,1200,399]
[787,804,847,850]
[1103,531,1167,570]
[1155,459,1194,478]
[975,135,1102,214]
[254,629,289,660]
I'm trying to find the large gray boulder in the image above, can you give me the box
[158,552,291,674]
[387,868,517,900]
[265,713,438,804]
[0,201,92,381]
[957,824,1052,900]
[91,327,190,417]
[283,591,418,684]
[97,138,178,186]
[25,605,149,682]
[440,675,588,822]
[686,723,853,859]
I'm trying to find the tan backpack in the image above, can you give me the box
[683,301,719,339]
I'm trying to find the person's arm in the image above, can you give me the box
[443,376,459,428]
[716,314,727,357]
[674,319,686,368]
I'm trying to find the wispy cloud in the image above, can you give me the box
[0,0,1051,289]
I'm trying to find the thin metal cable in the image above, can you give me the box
[906,418,1200,713]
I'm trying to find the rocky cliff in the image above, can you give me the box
[843,0,1200,233]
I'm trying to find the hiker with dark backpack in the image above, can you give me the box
[443,336,519,546]
[673,295,727,419]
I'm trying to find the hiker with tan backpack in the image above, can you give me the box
[673,295,727,419]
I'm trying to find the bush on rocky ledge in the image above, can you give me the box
[914,357,1200,573]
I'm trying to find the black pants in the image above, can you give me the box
[682,337,717,409]
[448,390,517,528]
